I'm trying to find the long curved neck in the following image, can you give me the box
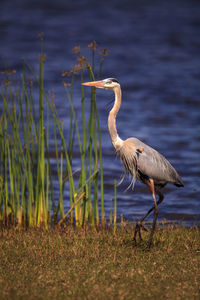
[108,85,123,149]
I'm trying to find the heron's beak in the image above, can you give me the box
[82,80,105,88]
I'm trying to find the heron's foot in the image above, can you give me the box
[133,221,147,246]
[144,239,153,251]
[145,231,154,250]
[144,245,151,252]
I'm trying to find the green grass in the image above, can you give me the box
[0,226,199,299]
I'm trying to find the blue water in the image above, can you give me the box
[0,0,200,225]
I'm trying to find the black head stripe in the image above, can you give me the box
[107,78,119,83]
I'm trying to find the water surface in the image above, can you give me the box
[0,0,199,225]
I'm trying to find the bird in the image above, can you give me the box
[82,78,184,249]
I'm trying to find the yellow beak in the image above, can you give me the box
[82,80,105,88]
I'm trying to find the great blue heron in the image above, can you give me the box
[82,78,184,249]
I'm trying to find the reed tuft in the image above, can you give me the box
[0,40,114,229]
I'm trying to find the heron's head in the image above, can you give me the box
[82,78,120,90]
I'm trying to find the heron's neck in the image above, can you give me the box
[108,86,123,150]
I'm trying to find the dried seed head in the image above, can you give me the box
[40,54,47,62]
[61,71,72,77]
[100,48,108,56]
[77,56,87,65]
[73,45,81,55]
[38,32,44,40]
[88,40,97,50]
[28,78,33,86]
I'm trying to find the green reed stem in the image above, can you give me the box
[94,95,105,227]
[0,41,111,229]
[36,40,46,227]
[47,97,75,224]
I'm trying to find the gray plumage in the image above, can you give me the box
[117,137,184,188]
[82,78,184,249]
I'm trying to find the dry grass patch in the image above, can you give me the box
[0,226,199,299]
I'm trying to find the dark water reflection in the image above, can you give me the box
[0,0,200,225]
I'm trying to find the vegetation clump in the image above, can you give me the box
[0,39,111,230]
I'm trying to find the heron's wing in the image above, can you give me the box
[124,138,183,186]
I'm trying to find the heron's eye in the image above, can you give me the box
[106,81,112,84]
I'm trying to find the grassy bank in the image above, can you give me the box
[0,226,199,299]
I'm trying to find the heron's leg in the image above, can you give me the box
[133,221,144,245]
[133,182,164,246]
[146,179,158,249]
[140,189,164,223]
